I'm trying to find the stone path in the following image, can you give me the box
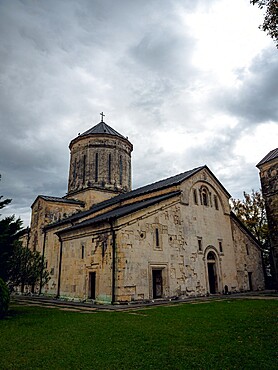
[11,290,278,314]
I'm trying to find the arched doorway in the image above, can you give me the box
[207,251,218,294]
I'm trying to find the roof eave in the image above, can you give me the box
[256,148,278,168]
[56,191,181,236]
[31,195,84,209]
[203,165,231,199]
[69,132,133,150]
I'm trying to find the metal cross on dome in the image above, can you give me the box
[100,112,105,122]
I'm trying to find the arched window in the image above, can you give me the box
[193,189,198,205]
[201,187,209,206]
[207,251,216,260]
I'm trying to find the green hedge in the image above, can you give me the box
[0,278,10,318]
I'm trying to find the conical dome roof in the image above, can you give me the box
[80,121,125,139]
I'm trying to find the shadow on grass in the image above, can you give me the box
[1,305,32,320]
[3,310,19,320]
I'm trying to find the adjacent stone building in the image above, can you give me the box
[26,117,265,303]
[257,148,278,288]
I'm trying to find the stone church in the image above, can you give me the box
[27,116,265,303]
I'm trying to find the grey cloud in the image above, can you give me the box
[130,27,194,76]
[0,0,274,226]
[216,48,278,124]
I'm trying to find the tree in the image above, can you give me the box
[0,174,23,281]
[0,175,49,292]
[251,0,278,48]
[8,241,50,293]
[231,189,274,286]
[0,278,10,318]
[231,190,269,244]
[0,175,11,212]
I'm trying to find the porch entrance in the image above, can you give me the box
[207,251,218,294]
[152,269,163,299]
[89,272,96,299]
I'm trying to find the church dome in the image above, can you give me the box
[67,116,133,197]
[79,121,126,138]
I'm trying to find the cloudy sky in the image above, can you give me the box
[0,0,277,226]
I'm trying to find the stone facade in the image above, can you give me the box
[26,119,265,302]
[30,196,84,254]
[257,148,278,287]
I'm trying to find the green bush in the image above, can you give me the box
[0,278,10,318]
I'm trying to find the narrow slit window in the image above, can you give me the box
[202,190,208,206]
[193,189,198,205]
[214,195,219,210]
[198,238,202,251]
[102,241,107,258]
[108,154,112,183]
[119,155,123,185]
[155,228,159,247]
[83,155,86,185]
[246,244,249,255]
[95,153,99,182]
[219,241,223,253]
[73,158,77,181]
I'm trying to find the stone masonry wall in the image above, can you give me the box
[258,159,278,286]
[57,226,113,303]
[113,170,241,302]
[231,218,264,291]
[30,198,83,255]
[68,134,132,196]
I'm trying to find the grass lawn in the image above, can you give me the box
[0,299,277,369]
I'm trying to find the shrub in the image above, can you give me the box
[0,278,10,318]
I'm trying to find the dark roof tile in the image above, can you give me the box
[34,195,84,206]
[46,166,204,229]
[80,121,126,138]
[46,165,229,231]
[257,148,278,167]
[57,191,180,234]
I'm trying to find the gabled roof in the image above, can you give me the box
[31,195,84,209]
[46,164,230,231]
[57,191,180,235]
[80,121,126,139]
[257,148,278,167]
[45,166,205,230]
